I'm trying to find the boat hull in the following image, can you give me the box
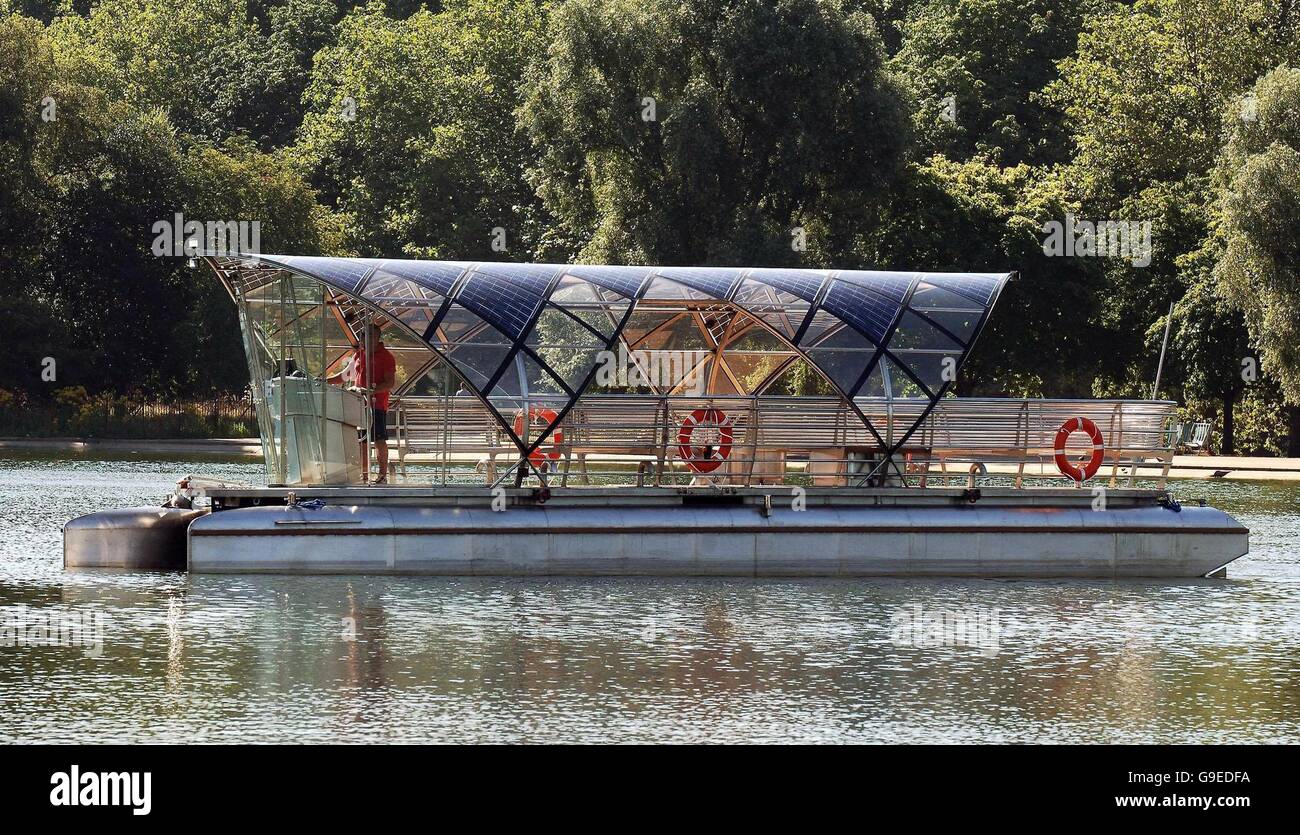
[64,506,206,571]
[186,503,1248,578]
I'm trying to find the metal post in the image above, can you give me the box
[1152,301,1173,400]
[278,276,287,485]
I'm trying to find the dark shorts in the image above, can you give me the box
[359,408,388,442]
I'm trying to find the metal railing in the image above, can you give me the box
[391,395,1177,489]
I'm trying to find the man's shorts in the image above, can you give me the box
[359,408,388,442]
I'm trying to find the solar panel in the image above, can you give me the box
[656,267,742,300]
[820,280,905,343]
[832,271,916,303]
[454,264,562,340]
[263,255,382,294]
[565,265,649,299]
[375,260,471,296]
[922,274,1000,306]
[745,269,828,303]
[237,256,1010,420]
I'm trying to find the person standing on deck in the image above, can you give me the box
[330,323,397,484]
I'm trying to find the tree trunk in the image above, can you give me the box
[1221,390,1235,455]
[1286,404,1300,458]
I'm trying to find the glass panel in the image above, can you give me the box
[797,309,846,346]
[669,355,712,395]
[527,306,604,349]
[743,269,826,303]
[882,355,929,399]
[808,349,871,394]
[656,266,741,299]
[635,313,711,352]
[921,274,998,306]
[432,303,510,345]
[620,310,682,347]
[722,352,794,393]
[855,362,886,398]
[404,356,457,397]
[727,321,789,352]
[537,346,604,392]
[909,308,980,346]
[521,353,566,396]
[639,276,713,301]
[889,310,962,351]
[563,265,648,299]
[444,342,514,391]
[802,321,875,352]
[908,281,984,312]
[763,358,837,396]
[892,349,956,396]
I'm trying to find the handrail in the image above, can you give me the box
[390,395,1176,489]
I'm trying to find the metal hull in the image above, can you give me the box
[186,503,1248,578]
[64,507,206,571]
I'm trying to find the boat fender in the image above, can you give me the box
[963,488,981,504]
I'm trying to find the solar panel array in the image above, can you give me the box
[455,264,562,339]
[746,269,827,303]
[264,256,383,294]
[246,255,1009,419]
[377,260,471,296]
[922,273,1001,306]
[820,280,908,344]
[564,265,648,299]
[833,270,915,302]
[656,267,742,300]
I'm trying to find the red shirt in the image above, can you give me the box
[355,344,397,410]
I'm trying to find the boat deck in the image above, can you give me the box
[204,484,1179,511]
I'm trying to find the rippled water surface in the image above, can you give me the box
[1,452,1297,743]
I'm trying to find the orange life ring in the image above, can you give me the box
[677,407,733,474]
[1054,417,1104,482]
[513,407,563,467]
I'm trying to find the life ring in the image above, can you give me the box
[513,407,563,468]
[1054,417,1104,482]
[677,407,733,474]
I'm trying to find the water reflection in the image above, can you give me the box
[1,454,1298,743]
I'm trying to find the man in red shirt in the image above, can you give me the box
[331,323,397,484]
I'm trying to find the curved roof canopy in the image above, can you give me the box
[210,255,1011,470]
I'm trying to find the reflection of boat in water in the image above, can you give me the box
[65,257,1247,577]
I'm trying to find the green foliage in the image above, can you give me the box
[892,0,1085,165]
[2,0,1300,451]
[297,0,549,258]
[1214,66,1300,402]
[520,0,910,265]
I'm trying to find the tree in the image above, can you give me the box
[1213,66,1300,454]
[891,0,1086,166]
[1045,0,1296,419]
[519,0,911,265]
[296,0,550,259]
[49,0,319,148]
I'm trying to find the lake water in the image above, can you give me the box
[1,452,1297,743]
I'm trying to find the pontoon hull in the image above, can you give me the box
[185,502,1247,578]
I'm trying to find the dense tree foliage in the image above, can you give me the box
[1,0,1298,452]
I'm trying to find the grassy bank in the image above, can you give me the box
[0,388,257,440]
